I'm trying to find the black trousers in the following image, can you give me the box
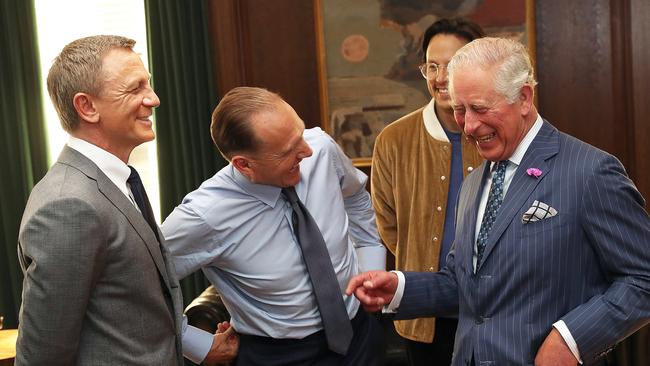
[405,317,457,366]
[235,309,384,366]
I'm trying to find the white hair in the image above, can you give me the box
[448,37,537,103]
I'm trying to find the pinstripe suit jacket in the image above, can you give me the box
[396,121,650,365]
[17,146,184,365]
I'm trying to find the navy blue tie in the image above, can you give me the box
[127,166,159,241]
[476,161,508,268]
[282,186,353,355]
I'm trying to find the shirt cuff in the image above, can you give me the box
[383,270,405,313]
[552,320,583,364]
[355,245,387,272]
[182,316,214,364]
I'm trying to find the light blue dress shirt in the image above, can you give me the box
[162,127,386,339]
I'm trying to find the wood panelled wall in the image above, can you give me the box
[629,0,650,201]
[207,0,321,129]
[536,0,650,199]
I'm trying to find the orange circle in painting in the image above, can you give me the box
[341,34,369,63]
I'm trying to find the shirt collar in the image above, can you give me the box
[230,165,283,207]
[506,114,544,168]
[67,136,131,194]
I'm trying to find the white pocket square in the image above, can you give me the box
[522,200,557,224]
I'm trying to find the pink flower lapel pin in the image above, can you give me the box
[526,168,542,178]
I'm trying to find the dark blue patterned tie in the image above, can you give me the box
[282,186,353,355]
[476,161,508,268]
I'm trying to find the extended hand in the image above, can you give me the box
[534,328,578,366]
[345,270,398,312]
[204,321,239,365]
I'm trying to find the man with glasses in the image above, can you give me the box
[371,18,484,366]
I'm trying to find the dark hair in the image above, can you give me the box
[421,18,485,62]
[210,87,283,160]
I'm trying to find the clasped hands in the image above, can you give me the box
[345,270,398,312]
[345,270,578,366]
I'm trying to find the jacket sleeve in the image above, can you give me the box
[396,265,460,319]
[16,198,105,366]
[371,131,398,255]
[561,153,650,362]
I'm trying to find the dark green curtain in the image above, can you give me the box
[145,0,227,307]
[0,0,48,329]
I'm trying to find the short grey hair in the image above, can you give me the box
[448,37,537,103]
[47,35,136,132]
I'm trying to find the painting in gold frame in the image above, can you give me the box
[315,0,536,167]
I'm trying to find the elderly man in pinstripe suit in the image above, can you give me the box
[347,37,650,366]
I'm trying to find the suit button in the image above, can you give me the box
[467,166,474,172]
[437,206,442,212]
[429,266,434,271]
[441,175,446,181]
[432,236,438,242]
[475,317,484,325]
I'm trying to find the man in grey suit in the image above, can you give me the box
[16,35,237,365]
[347,37,650,366]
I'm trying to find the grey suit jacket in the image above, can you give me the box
[397,121,650,365]
[16,146,184,365]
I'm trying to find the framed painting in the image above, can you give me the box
[316,0,536,166]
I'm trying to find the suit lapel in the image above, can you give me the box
[476,121,559,271]
[97,176,173,290]
[58,146,172,291]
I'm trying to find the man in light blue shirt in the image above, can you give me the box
[162,86,386,365]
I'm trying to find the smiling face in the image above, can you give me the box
[92,48,160,157]
[237,101,313,187]
[451,65,534,162]
[425,33,469,111]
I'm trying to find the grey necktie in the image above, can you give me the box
[282,186,353,355]
[476,161,508,268]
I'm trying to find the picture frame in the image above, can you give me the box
[315,0,536,167]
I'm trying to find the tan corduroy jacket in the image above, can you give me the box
[371,102,483,343]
